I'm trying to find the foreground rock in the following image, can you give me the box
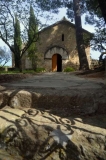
[0,107,106,160]
[0,89,106,115]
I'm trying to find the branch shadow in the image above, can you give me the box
[32,91,106,130]
[0,108,80,160]
[0,87,106,159]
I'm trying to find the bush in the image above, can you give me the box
[64,67,75,72]
[0,67,20,74]
[35,68,45,73]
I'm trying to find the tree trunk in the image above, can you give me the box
[14,53,22,72]
[73,0,89,70]
[19,60,22,72]
[14,54,19,68]
[98,0,106,23]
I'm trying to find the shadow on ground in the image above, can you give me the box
[0,108,81,160]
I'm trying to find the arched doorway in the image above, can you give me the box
[52,54,62,72]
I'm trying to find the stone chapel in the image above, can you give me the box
[13,17,91,71]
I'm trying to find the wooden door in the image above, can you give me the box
[52,54,57,71]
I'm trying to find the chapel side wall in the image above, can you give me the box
[68,47,91,67]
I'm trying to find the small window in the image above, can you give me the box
[62,34,64,41]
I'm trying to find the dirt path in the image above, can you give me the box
[0,72,105,91]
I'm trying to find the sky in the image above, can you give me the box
[0,8,100,66]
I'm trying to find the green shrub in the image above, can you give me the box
[64,67,75,72]
[0,68,20,74]
[35,68,45,73]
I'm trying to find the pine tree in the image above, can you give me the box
[14,15,22,70]
[73,0,89,70]
[28,5,38,70]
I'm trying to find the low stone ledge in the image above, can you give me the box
[0,89,106,116]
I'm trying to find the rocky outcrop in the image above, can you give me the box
[0,107,106,160]
[0,89,106,115]
[0,87,106,160]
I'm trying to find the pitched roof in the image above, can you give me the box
[40,16,91,34]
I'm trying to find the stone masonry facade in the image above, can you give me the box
[36,18,91,71]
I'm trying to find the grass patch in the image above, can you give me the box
[0,68,46,74]
[0,70,20,74]
[64,67,75,72]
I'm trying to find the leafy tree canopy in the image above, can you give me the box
[0,0,55,70]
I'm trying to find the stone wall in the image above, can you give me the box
[35,20,91,71]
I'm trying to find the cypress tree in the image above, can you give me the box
[14,15,22,70]
[28,5,38,70]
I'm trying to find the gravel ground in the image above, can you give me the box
[0,71,105,83]
[0,73,34,83]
